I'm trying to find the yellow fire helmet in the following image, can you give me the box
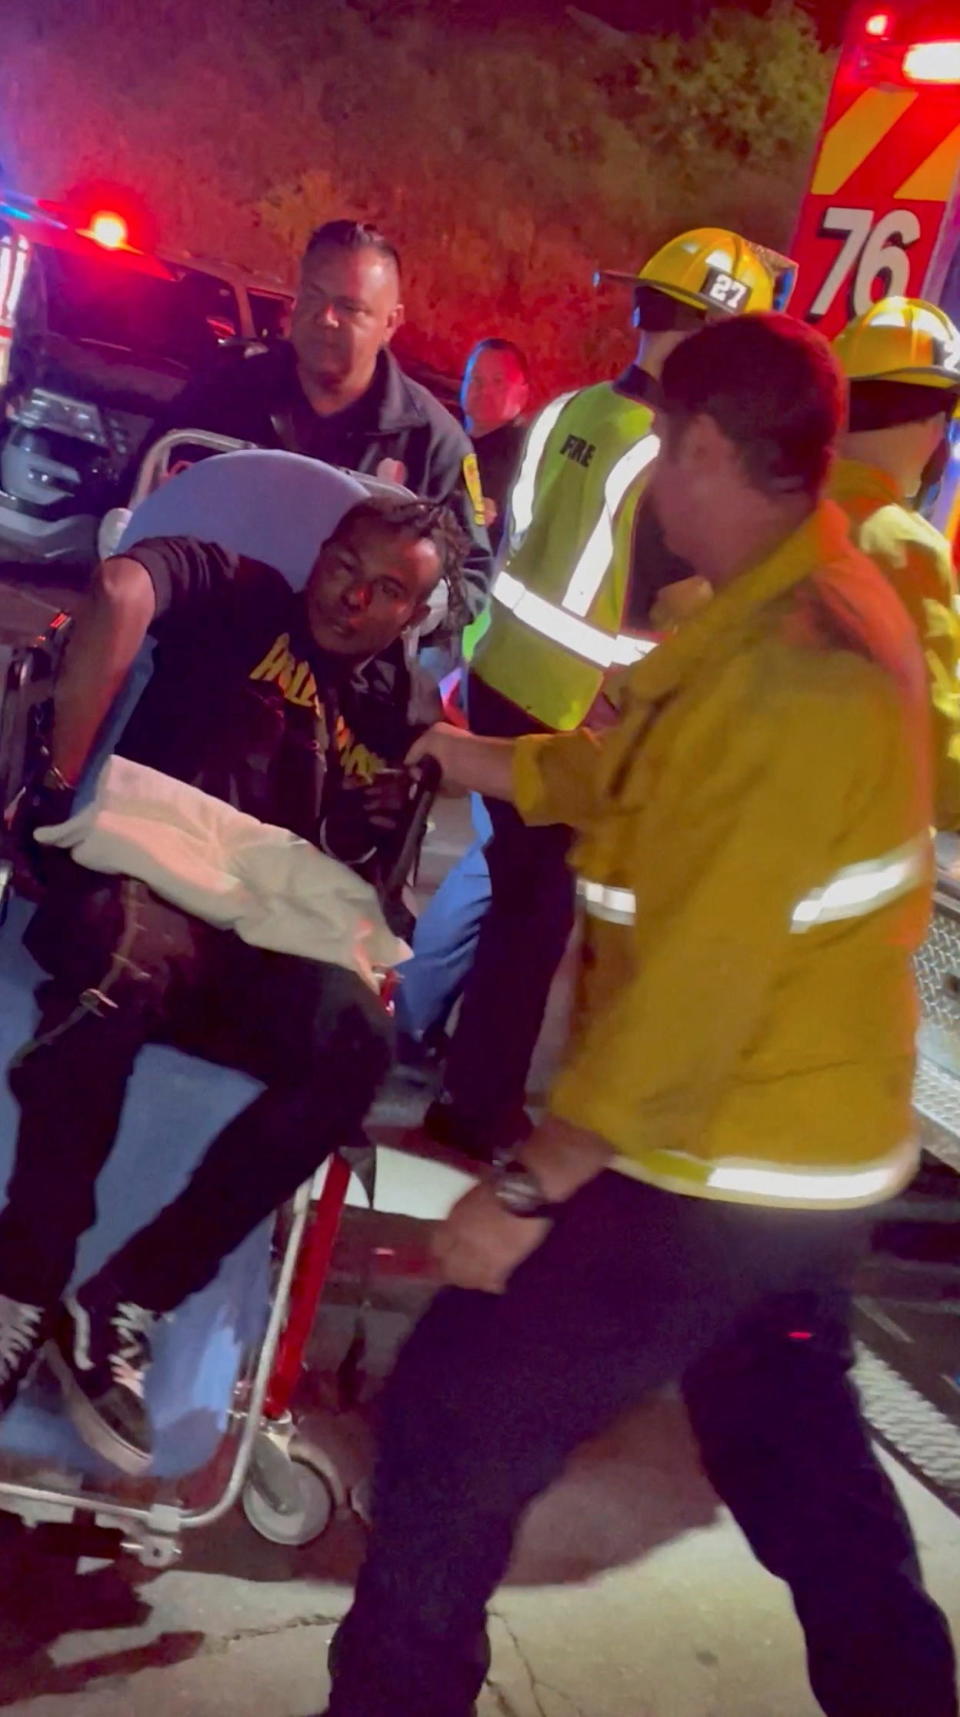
[833,297,960,391]
[595,227,796,318]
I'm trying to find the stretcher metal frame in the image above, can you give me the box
[0,1157,353,1568]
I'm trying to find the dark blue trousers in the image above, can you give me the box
[330,1174,957,1717]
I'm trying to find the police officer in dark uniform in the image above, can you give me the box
[156,219,493,620]
[459,338,530,552]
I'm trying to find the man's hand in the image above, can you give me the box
[376,458,408,487]
[322,765,423,864]
[431,1116,612,1294]
[432,1181,549,1294]
[405,724,517,802]
[4,765,76,893]
[341,768,411,833]
[405,722,464,777]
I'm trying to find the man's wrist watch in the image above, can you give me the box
[490,1158,558,1220]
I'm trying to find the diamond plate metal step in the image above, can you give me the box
[854,1342,960,1511]
[913,888,960,1174]
[913,1057,960,1173]
[858,886,960,1506]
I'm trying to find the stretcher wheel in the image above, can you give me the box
[241,1454,335,1546]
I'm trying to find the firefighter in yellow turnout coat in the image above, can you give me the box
[326,313,957,1717]
[831,296,960,828]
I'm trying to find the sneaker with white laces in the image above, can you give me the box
[47,1296,157,1475]
[0,1295,48,1412]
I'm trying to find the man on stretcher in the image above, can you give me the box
[0,487,468,1475]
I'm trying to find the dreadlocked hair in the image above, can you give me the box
[338,493,473,632]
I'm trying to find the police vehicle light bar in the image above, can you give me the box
[84,211,130,250]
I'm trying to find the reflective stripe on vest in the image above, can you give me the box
[496,425,661,664]
[703,1143,917,1206]
[565,434,661,616]
[576,833,929,933]
[789,835,929,932]
[577,879,637,925]
[507,392,577,545]
[492,570,658,670]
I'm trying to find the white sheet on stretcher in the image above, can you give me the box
[34,755,410,988]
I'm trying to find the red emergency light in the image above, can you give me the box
[902,38,960,80]
[864,11,891,35]
[84,210,130,250]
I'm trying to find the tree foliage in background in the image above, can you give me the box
[1,0,831,394]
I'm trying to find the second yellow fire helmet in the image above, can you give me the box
[833,297,960,391]
[595,226,797,318]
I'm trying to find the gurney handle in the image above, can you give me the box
[379,755,443,903]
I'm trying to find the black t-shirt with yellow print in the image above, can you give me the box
[118,536,434,875]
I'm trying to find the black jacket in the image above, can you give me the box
[156,344,493,621]
[473,417,527,553]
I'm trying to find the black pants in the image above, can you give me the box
[0,863,392,1311]
[330,1174,957,1717]
[444,675,574,1139]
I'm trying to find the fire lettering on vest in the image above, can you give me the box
[559,433,595,470]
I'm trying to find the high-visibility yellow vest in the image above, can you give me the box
[472,382,660,731]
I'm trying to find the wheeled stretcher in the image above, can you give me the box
[0,439,469,1566]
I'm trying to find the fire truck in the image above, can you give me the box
[790,1,960,1506]
[791,0,960,543]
